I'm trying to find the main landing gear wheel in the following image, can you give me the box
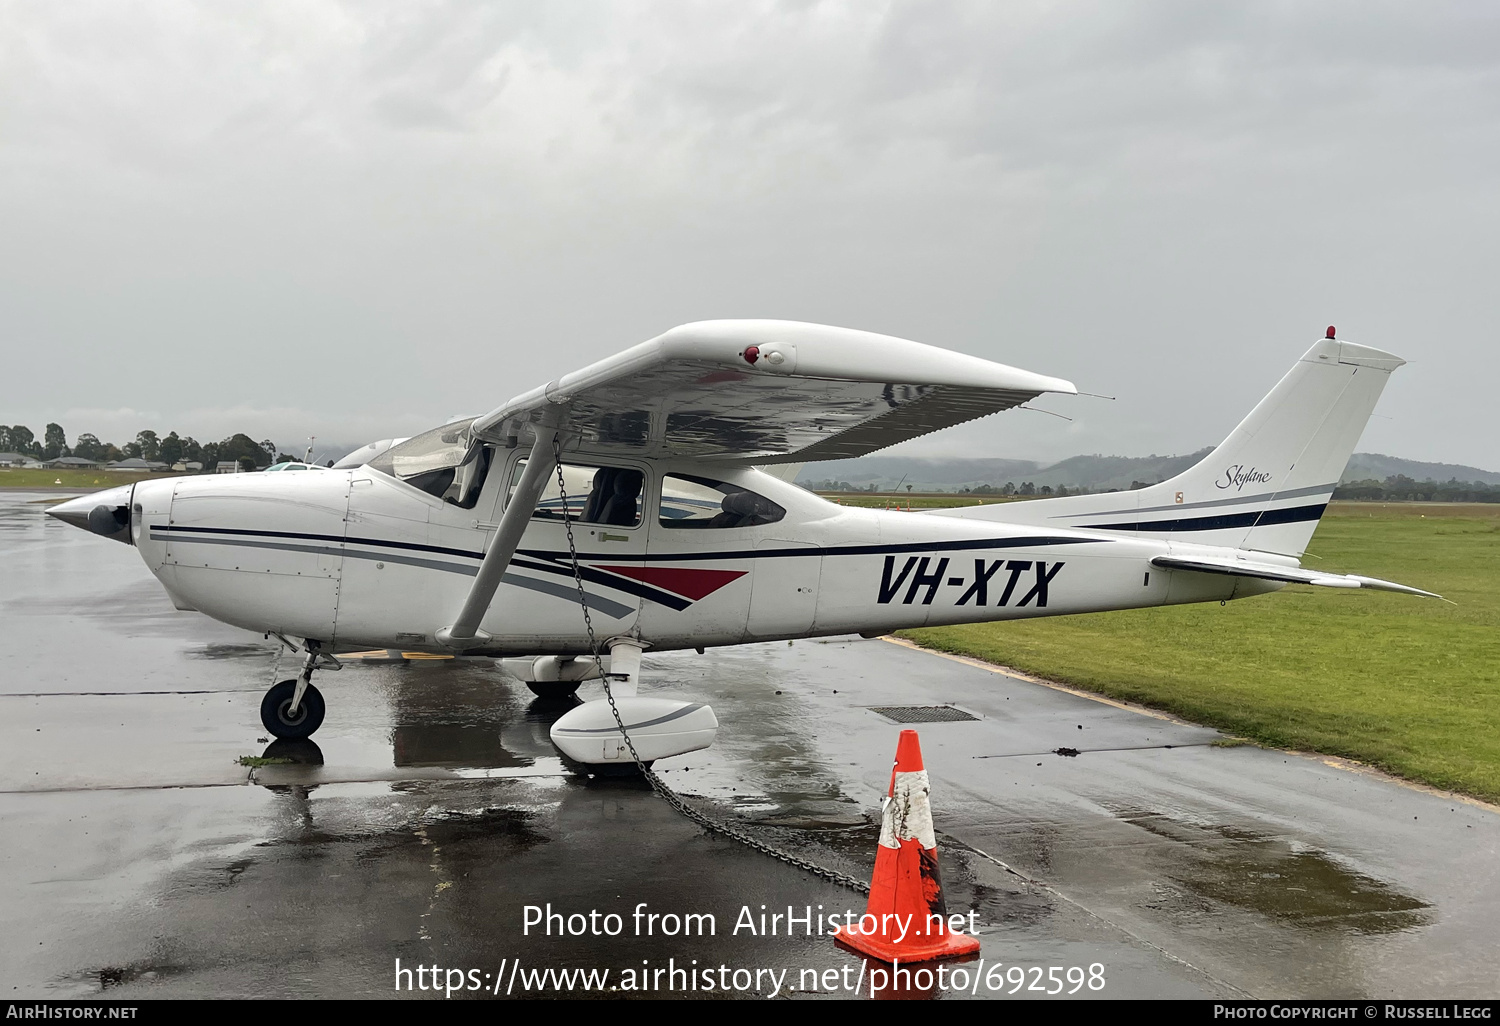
[526,680,581,700]
[261,679,326,740]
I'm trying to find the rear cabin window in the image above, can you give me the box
[658,475,785,529]
[510,460,644,527]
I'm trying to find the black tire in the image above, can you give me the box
[526,679,581,700]
[260,679,326,740]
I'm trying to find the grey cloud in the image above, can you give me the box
[0,1,1495,469]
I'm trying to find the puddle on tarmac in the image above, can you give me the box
[748,807,869,830]
[779,820,1055,930]
[377,665,572,770]
[51,959,188,993]
[942,841,1055,928]
[247,802,552,855]
[261,738,323,764]
[187,643,277,661]
[393,723,529,768]
[1117,809,1430,933]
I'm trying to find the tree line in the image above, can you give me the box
[1333,475,1500,503]
[804,479,1128,497]
[809,474,1500,503]
[0,424,297,473]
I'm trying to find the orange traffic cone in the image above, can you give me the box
[835,730,980,963]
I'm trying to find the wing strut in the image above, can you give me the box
[437,425,560,648]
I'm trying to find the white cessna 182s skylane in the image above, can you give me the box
[49,320,1436,767]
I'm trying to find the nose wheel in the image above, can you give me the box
[260,640,337,740]
[261,679,326,739]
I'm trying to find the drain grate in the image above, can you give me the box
[868,705,979,724]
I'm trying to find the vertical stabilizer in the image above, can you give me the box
[938,334,1404,557]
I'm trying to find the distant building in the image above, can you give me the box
[106,458,171,473]
[43,456,101,469]
[215,461,241,474]
[0,452,36,468]
[171,461,204,472]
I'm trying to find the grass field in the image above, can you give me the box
[0,468,159,489]
[900,501,1500,802]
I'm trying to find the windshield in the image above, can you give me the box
[368,418,490,507]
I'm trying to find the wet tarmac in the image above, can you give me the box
[2,491,1497,999]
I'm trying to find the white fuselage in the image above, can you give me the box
[121,457,1273,656]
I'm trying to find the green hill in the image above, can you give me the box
[796,451,1498,493]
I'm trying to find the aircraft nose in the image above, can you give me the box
[46,486,135,544]
[45,495,94,531]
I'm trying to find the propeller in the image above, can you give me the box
[86,504,130,538]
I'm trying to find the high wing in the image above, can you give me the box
[1150,554,1442,598]
[470,320,1075,463]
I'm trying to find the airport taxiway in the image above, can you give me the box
[2,491,1497,999]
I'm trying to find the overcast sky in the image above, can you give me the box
[3,1,1496,468]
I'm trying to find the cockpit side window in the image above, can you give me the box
[367,417,492,508]
[510,460,644,527]
[659,474,785,529]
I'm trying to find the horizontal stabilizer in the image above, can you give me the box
[1150,555,1441,599]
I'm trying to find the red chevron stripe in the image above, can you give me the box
[590,565,747,601]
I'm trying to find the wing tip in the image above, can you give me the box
[1347,575,1443,599]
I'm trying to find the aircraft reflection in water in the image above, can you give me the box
[49,320,1437,769]
[252,660,573,772]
